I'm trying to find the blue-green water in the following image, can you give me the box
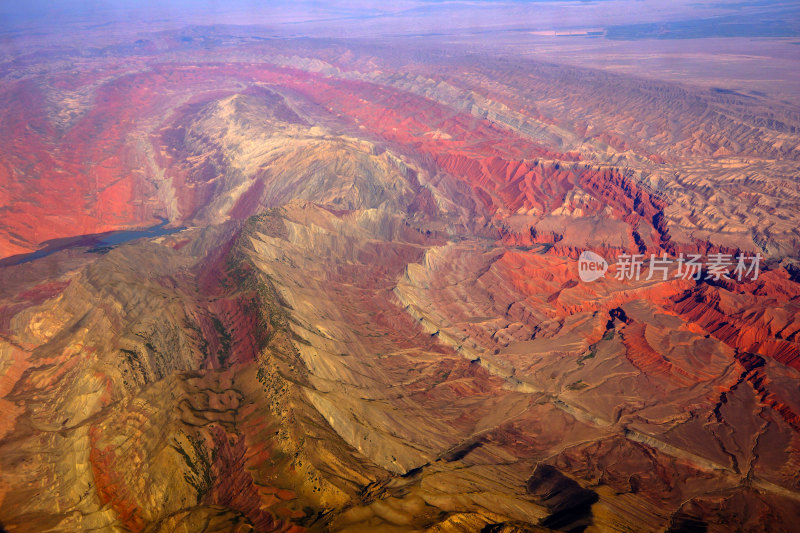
[0,218,185,268]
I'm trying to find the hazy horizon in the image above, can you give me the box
[2,0,798,40]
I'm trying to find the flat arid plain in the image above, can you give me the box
[1,1,799,531]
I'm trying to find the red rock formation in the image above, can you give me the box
[1,29,800,533]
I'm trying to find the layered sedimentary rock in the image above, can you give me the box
[1,28,800,532]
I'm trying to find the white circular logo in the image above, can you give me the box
[578,251,608,282]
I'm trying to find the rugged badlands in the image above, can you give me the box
[1,31,800,532]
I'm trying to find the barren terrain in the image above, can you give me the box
[1,18,799,533]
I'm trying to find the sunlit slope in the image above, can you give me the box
[1,32,799,532]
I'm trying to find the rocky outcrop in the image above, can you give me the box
[1,27,800,533]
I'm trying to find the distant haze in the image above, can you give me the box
[1,0,798,39]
